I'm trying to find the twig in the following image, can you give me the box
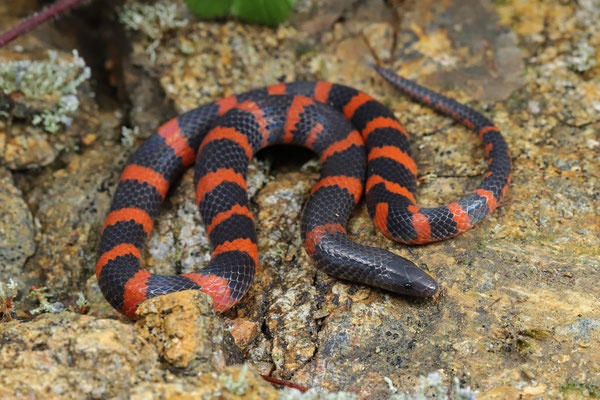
[0,0,86,48]
[260,375,310,392]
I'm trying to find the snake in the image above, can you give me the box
[96,65,511,319]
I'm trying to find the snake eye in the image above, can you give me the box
[404,283,413,289]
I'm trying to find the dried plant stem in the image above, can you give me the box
[0,0,85,48]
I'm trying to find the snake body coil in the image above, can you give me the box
[97,66,511,319]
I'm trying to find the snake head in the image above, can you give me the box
[382,257,438,297]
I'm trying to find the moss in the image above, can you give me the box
[560,381,600,399]
[515,338,530,349]
[519,328,551,340]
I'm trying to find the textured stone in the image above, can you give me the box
[23,144,126,299]
[0,167,35,285]
[0,313,160,399]
[0,48,99,170]
[0,122,59,169]
[135,290,244,374]
[1,0,599,398]
[119,0,600,396]
[130,365,279,400]
[228,319,261,350]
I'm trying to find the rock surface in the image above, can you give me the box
[130,364,280,400]
[0,0,598,398]
[0,313,161,399]
[135,290,245,374]
[0,167,35,286]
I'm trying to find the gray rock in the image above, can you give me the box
[0,167,35,284]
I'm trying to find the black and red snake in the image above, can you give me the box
[96,65,511,319]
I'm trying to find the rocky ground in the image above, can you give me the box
[0,0,598,399]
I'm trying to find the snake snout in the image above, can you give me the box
[384,257,438,297]
[406,266,438,297]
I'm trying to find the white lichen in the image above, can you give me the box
[567,41,596,73]
[75,291,89,309]
[27,287,66,315]
[32,94,80,133]
[118,0,188,62]
[118,1,188,40]
[279,388,358,400]
[0,279,18,319]
[388,372,477,400]
[0,278,18,297]
[0,49,91,133]
[120,125,141,147]
[219,364,250,395]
